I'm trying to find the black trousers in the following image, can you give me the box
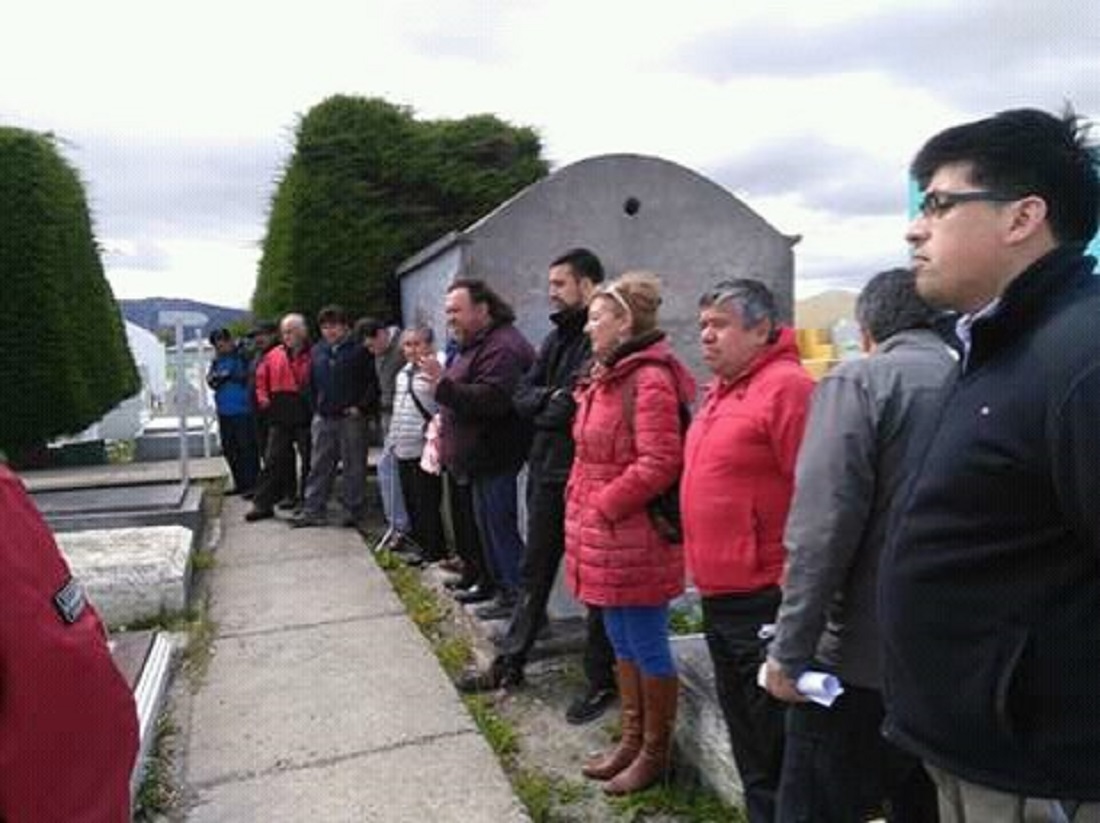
[444,472,491,588]
[219,413,260,494]
[495,477,615,690]
[397,458,445,560]
[703,588,787,823]
[778,685,938,823]
[253,422,311,512]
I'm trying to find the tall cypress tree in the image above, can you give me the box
[0,127,138,454]
[252,95,549,323]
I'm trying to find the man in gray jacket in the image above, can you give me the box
[764,268,954,821]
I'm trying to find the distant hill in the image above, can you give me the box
[795,289,858,330]
[119,298,251,339]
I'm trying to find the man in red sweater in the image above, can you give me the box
[0,464,139,822]
[681,279,814,823]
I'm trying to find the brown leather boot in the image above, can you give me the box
[604,674,678,795]
[582,659,641,780]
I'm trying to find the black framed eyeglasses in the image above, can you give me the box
[917,190,1019,219]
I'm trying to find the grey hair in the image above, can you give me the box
[280,312,307,332]
[698,278,779,342]
[855,268,938,344]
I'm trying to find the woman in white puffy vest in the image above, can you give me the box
[389,326,447,562]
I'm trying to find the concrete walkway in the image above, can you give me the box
[181,497,528,822]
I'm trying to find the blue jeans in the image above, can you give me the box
[601,605,675,677]
[471,471,525,593]
[378,445,409,533]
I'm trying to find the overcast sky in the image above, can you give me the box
[4,0,1097,308]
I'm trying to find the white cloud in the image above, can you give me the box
[3,0,1095,309]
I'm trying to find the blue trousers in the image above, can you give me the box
[471,471,525,593]
[602,605,676,677]
[378,445,409,533]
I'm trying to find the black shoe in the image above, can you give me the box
[565,685,617,725]
[288,512,327,529]
[453,583,496,605]
[474,597,518,622]
[276,498,299,511]
[456,659,524,694]
[242,491,256,501]
[244,508,274,522]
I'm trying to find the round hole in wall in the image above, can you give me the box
[623,197,641,216]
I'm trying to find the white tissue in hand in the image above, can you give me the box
[757,664,845,708]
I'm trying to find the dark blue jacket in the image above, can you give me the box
[310,336,379,419]
[880,247,1100,798]
[207,348,253,417]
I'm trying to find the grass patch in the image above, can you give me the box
[514,769,591,822]
[191,548,216,571]
[134,712,180,819]
[668,604,704,636]
[106,439,136,464]
[436,634,474,677]
[463,694,519,759]
[609,782,744,822]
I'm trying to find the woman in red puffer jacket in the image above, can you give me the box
[564,270,695,797]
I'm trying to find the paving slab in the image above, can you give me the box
[188,614,477,786]
[183,497,524,820]
[210,550,402,637]
[214,514,364,568]
[188,731,528,823]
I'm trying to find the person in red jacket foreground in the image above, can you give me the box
[564,271,696,795]
[0,464,139,822]
[681,279,814,823]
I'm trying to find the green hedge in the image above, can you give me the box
[252,95,549,323]
[0,127,139,453]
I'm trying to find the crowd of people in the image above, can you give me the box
[4,106,1098,822]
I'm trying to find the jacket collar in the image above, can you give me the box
[967,246,1095,369]
[604,329,665,369]
[876,328,951,355]
[711,327,801,395]
[550,306,587,337]
[457,320,505,353]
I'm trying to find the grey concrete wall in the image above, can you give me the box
[400,244,464,345]
[458,154,796,384]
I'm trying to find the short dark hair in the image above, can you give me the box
[550,248,605,285]
[317,304,349,326]
[208,327,232,346]
[855,268,938,344]
[448,278,516,324]
[698,278,780,343]
[249,319,278,337]
[354,317,387,340]
[911,107,1100,246]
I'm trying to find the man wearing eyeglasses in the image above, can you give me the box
[880,108,1100,821]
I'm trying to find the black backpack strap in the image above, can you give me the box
[407,370,433,424]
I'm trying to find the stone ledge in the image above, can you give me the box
[672,633,743,808]
[56,525,194,627]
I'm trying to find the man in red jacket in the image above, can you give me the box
[0,464,139,822]
[246,312,314,521]
[681,279,814,823]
